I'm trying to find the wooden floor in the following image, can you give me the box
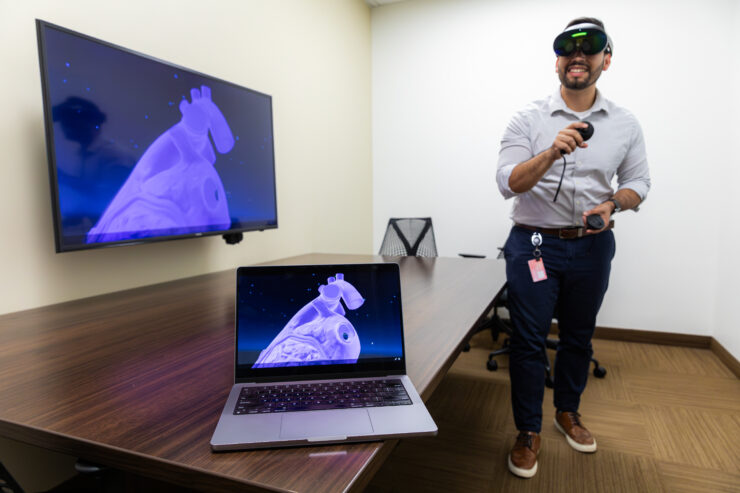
[366,332,740,493]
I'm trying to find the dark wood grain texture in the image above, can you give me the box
[0,253,504,492]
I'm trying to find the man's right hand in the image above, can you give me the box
[550,122,590,157]
[508,122,590,194]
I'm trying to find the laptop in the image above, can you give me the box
[210,262,438,451]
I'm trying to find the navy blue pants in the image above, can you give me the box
[503,225,615,433]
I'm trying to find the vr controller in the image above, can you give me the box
[561,121,594,155]
[553,121,595,203]
[580,121,602,230]
[585,214,604,230]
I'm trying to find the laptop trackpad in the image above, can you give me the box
[280,409,373,440]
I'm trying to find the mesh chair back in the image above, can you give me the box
[378,217,438,257]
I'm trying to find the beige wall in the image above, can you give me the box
[0,0,373,316]
[0,0,372,488]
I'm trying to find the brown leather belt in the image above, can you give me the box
[515,220,614,239]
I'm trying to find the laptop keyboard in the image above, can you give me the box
[234,379,412,415]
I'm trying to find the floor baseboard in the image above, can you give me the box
[592,326,711,348]
[547,323,739,379]
[709,338,740,379]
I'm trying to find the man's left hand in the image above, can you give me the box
[582,202,614,234]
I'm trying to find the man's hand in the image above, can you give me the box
[551,121,589,157]
[509,121,589,193]
[582,202,613,234]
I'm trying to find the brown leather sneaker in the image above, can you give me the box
[508,431,541,478]
[554,411,597,453]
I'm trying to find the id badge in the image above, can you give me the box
[528,232,547,282]
[528,258,547,283]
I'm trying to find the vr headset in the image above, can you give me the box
[553,23,613,57]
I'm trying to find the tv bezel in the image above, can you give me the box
[36,19,278,253]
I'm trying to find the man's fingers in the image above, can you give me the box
[553,138,571,155]
[565,129,585,145]
[556,132,581,153]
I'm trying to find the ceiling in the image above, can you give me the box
[365,0,406,7]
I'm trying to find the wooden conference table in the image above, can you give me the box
[0,253,504,492]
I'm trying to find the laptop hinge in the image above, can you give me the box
[235,370,405,385]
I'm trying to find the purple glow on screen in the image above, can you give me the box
[253,274,366,368]
[86,85,235,243]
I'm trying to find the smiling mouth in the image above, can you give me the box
[567,65,589,76]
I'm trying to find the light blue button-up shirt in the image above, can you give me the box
[496,88,651,228]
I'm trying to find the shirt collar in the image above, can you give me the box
[549,86,610,118]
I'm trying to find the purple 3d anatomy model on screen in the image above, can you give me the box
[253,274,366,368]
[86,86,235,243]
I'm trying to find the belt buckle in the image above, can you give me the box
[559,227,583,239]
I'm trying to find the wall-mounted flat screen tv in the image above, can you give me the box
[36,20,278,252]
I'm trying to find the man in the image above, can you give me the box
[496,18,651,479]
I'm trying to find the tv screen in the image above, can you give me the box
[36,20,278,252]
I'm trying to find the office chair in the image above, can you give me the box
[0,458,116,493]
[0,462,24,493]
[484,282,607,387]
[378,217,438,257]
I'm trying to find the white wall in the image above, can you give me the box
[713,0,740,360]
[0,0,372,316]
[372,0,738,348]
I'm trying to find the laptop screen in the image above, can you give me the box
[235,263,406,382]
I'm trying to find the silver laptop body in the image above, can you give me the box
[210,263,437,451]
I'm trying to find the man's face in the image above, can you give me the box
[556,51,611,90]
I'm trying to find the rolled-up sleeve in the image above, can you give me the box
[616,117,651,201]
[497,112,533,199]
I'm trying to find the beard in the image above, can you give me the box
[559,59,604,90]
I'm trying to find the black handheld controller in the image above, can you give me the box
[561,121,594,155]
[585,214,605,230]
[554,121,595,203]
